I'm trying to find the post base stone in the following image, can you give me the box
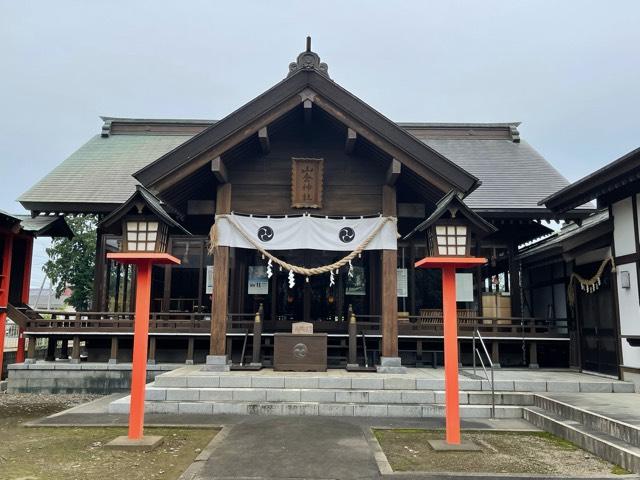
[427,439,482,452]
[376,356,407,374]
[105,435,164,451]
[24,359,36,365]
[203,355,231,372]
[108,358,118,364]
[185,360,194,365]
[529,363,539,369]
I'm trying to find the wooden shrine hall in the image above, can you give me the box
[14,40,592,372]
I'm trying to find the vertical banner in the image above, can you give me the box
[397,268,408,297]
[455,273,474,302]
[205,265,214,294]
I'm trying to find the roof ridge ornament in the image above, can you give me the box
[288,36,330,79]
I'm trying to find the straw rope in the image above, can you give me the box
[567,256,615,307]
[209,214,396,277]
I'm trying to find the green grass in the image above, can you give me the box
[611,464,631,475]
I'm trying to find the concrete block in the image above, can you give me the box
[105,435,163,451]
[351,377,384,389]
[213,402,248,415]
[435,391,468,404]
[580,382,613,393]
[266,389,301,402]
[383,377,416,390]
[416,379,445,390]
[460,406,491,418]
[247,403,283,416]
[148,402,179,414]
[369,390,402,404]
[319,404,354,416]
[108,402,130,414]
[178,402,213,415]
[252,376,285,388]
[300,389,335,402]
[166,388,200,401]
[483,380,515,391]
[401,390,435,404]
[80,363,108,370]
[219,376,252,388]
[493,407,523,419]
[27,378,57,389]
[318,377,351,389]
[145,388,166,401]
[32,363,55,370]
[187,376,220,388]
[199,389,233,401]
[387,405,422,417]
[459,379,482,390]
[155,376,187,388]
[613,382,636,393]
[285,377,319,389]
[8,363,28,370]
[233,389,267,401]
[335,390,369,403]
[354,404,388,417]
[547,381,580,392]
[279,403,319,416]
[422,404,446,417]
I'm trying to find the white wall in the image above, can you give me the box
[612,197,640,370]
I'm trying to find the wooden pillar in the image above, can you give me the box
[0,233,13,377]
[475,242,484,317]
[60,337,69,360]
[491,341,500,367]
[46,336,57,361]
[251,304,263,366]
[186,337,195,365]
[16,236,33,363]
[380,184,398,359]
[210,183,231,357]
[71,335,81,363]
[508,243,522,317]
[529,341,539,368]
[26,335,36,363]
[109,336,119,364]
[347,305,357,367]
[148,336,157,364]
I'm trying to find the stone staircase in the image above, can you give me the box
[108,368,635,420]
[524,395,640,473]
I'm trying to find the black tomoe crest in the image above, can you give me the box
[339,226,355,243]
[257,226,274,242]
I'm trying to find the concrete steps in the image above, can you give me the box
[524,396,640,473]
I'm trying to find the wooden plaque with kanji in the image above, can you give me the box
[291,158,324,208]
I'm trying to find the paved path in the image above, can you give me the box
[545,392,640,426]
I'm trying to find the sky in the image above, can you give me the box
[1,0,639,286]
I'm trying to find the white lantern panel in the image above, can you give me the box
[146,242,155,251]
[456,226,467,235]
[127,221,138,232]
[148,221,159,231]
[127,232,137,241]
[138,222,147,230]
[436,226,446,235]
[148,232,157,241]
[456,236,466,245]
[437,235,447,245]
[137,232,147,241]
[457,246,466,255]
[447,246,457,255]
[447,226,456,235]
[438,246,447,255]
[128,242,138,251]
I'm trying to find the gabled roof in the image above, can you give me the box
[100,185,190,234]
[404,190,497,240]
[0,209,73,238]
[134,47,480,196]
[541,147,640,212]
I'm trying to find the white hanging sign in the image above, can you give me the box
[456,273,474,302]
[248,266,269,294]
[205,265,214,294]
[214,214,397,251]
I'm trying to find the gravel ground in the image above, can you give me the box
[374,429,630,475]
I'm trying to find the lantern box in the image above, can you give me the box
[123,218,169,253]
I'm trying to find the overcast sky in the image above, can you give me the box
[1,0,639,286]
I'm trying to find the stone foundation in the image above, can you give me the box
[7,362,181,394]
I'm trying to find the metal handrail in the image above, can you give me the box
[472,328,495,418]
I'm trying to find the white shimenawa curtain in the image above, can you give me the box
[214,213,397,251]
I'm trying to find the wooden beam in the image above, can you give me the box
[304,99,312,124]
[345,128,357,154]
[258,127,270,154]
[386,158,401,185]
[211,156,227,183]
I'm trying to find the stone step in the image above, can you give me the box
[152,371,636,393]
[144,385,534,406]
[524,406,640,474]
[534,395,640,447]
[109,397,523,418]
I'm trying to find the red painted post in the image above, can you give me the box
[442,265,460,444]
[128,261,151,440]
[0,234,14,380]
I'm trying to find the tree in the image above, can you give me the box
[43,215,97,311]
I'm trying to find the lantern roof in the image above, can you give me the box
[405,190,497,240]
[100,185,190,235]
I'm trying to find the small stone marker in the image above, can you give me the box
[427,439,482,452]
[292,322,313,334]
[105,435,164,451]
